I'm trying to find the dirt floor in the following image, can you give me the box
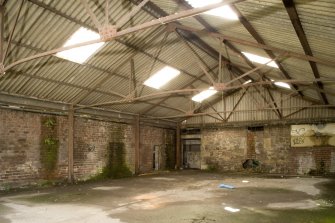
[0,170,334,223]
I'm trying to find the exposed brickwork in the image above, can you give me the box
[292,147,334,175]
[73,119,135,181]
[73,118,112,180]
[139,126,176,173]
[0,109,41,185]
[201,128,247,171]
[0,108,176,188]
[201,125,335,174]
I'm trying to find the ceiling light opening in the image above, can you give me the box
[186,0,238,20]
[273,80,291,89]
[56,27,104,64]
[243,80,252,85]
[242,52,278,68]
[192,87,217,103]
[144,66,181,89]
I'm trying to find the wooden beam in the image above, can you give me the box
[283,0,328,104]
[67,104,74,183]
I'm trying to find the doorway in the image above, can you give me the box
[182,139,201,169]
[153,145,160,170]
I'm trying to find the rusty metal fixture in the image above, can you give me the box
[99,25,118,41]
[214,83,226,91]
[185,110,194,116]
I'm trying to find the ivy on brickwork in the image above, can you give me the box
[91,143,132,180]
[44,117,56,128]
[90,125,132,180]
[40,117,59,179]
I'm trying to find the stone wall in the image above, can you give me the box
[201,125,335,175]
[201,128,247,171]
[0,108,176,188]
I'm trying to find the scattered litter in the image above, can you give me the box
[219,183,235,189]
[242,180,249,183]
[224,207,240,212]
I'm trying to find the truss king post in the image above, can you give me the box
[68,104,75,183]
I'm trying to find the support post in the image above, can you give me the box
[176,123,181,169]
[134,115,140,174]
[68,104,74,183]
[0,5,4,68]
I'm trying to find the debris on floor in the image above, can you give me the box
[219,183,234,189]
[224,206,240,212]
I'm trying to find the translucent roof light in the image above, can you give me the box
[274,81,291,89]
[186,0,238,20]
[242,52,279,68]
[192,87,217,103]
[56,27,104,64]
[144,66,180,89]
[243,80,252,85]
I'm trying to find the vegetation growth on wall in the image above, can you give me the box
[40,117,59,179]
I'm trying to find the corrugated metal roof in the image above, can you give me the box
[0,0,334,124]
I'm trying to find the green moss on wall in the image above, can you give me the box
[40,117,59,179]
[90,125,132,181]
[41,137,58,171]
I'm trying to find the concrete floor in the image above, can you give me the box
[0,171,334,223]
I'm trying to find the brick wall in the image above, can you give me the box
[201,125,335,175]
[139,126,176,173]
[0,109,42,185]
[201,128,247,171]
[0,108,176,188]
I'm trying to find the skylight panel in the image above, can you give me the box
[243,80,252,85]
[192,87,217,103]
[274,81,291,89]
[186,0,238,20]
[144,66,180,89]
[56,27,104,64]
[242,52,279,68]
